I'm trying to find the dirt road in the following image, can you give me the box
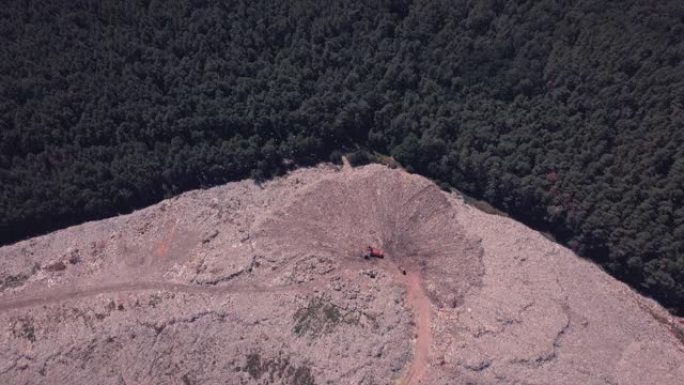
[374,257,433,385]
[0,280,303,313]
[397,270,432,385]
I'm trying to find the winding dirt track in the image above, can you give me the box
[398,270,432,385]
[372,256,432,385]
[0,281,303,313]
[0,268,434,384]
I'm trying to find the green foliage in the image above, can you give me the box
[293,296,363,338]
[1,0,683,314]
[245,353,262,380]
[345,150,373,167]
[242,353,315,385]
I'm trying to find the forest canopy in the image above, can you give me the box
[1,0,683,314]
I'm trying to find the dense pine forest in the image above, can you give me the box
[1,0,683,314]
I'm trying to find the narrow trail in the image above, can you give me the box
[373,257,433,385]
[0,280,303,313]
[397,270,432,385]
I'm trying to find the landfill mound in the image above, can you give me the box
[254,168,484,308]
[0,164,682,385]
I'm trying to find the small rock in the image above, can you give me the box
[372,344,384,358]
[16,357,31,370]
[202,230,219,243]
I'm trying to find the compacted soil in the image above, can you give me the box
[0,164,682,385]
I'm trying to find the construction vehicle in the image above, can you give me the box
[364,246,384,259]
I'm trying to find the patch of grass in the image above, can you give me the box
[12,317,36,342]
[293,296,364,338]
[323,303,341,323]
[292,366,315,385]
[245,353,262,379]
[242,352,315,385]
[2,273,29,290]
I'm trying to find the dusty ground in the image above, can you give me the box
[0,164,682,385]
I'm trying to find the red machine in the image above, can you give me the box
[366,246,384,259]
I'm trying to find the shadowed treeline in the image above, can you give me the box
[1,0,682,313]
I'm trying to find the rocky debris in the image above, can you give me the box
[0,164,681,385]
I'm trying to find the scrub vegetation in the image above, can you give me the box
[293,296,368,338]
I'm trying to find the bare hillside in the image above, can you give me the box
[0,164,682,385]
